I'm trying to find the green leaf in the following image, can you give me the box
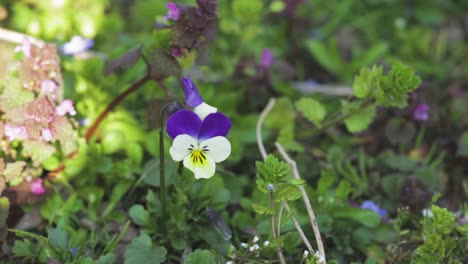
[385,155,418,171]
[335,181,351,200]
[305,39,341,75]
[124,234,167,264]
[341,101,376,133]
[48,228,69,251]
[129,205,151,227]
[97,253,117,264]
[0,197,10,228]
[12,240,41,258]
[274,183,302,202]
[184,249,216,264]
[256,155,291,192]
[353,65,382,99]
[334,207,381,227]
[252,203,274,215]
[233,0,263,22]
[269,0,285,12]
[376,61,421,108]
[295,98,326,127]
[457,132,468,156]
[22,140,56,165]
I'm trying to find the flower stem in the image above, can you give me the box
[159,105,170,231]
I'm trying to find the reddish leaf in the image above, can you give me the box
[104,46,142,76]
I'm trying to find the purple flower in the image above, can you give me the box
[261,48,273,69]
[413,104,429,121]
[4,124,28,141]
[163,2,180,21]
[30,178,46,195]
[70,247,78,255]
[61,36,94,55]
[361,200,387,218]
[166,110,231,179]
[182,76,217,120]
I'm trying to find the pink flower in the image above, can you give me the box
[261,48,273,69]
[14,38,32,58]
[4,124,28,141]
[41,128,54,142]
[163,2,180,21]
[172,48,182,58]
[55,99,77,116]
[413,104,429,121]
[41,80,58,94]
[30,178,46,195]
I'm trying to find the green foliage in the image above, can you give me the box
[124,234,167,264]
[295,97,327,127]
[256,155,291,193]
[184,249,217,264]
[341,100,376,133]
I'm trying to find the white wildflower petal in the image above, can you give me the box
[253,236,259,243]
[183,152,216,179]
[194,102,217,120]
[200,136,231,162]
[169,134,198,161]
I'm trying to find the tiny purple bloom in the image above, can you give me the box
[261,48,273,69]
[172,48,182,58]
[30,178,46,195]
[361,200,387,218]
[61,35,94,55]
[413,104,429,121]
[70,247,78,255]
[163,2,180,21]
[267,184,275,191]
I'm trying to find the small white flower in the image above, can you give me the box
[314,251,325,263]
[303,250,309,259]
[240,243,248,248]
[253,236,259,243]
[226,261,233,264]
[253,244,259,250]
[422,208,434,218]
[263,240,270,247]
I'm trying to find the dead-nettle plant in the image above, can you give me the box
[0,38,78,199]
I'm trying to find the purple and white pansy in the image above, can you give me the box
[166,77,231,179]
[182,76,217,120]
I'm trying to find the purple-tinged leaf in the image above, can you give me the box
[104,46,142,76]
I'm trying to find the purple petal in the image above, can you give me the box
[261,48,273,68]
[166,110,201,139]
[413,104,429,121]
[198,112,232,140]
[182,76,204,107]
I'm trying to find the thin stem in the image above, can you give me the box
[159,104,170,231]
[298,99,373,138]
[282,201,314,254]
[275,142,326,264]
[277,202,285,236]
[85,75,151,140]
[257,98,276,159]
[0,27,43,45]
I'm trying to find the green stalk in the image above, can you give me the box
[159,105,169,230]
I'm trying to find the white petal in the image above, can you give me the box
[194,102,217,120]
[200,136,231,162]
[183,152,216,179]
[169,134,197,161]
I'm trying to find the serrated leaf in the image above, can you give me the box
[48,228,69,251]
[184,249,216,264]
[124,234,166,264]
[252,203,274,215]
[3,161,27,183]
[274,183,302,202]
[12,240,41,258]
[104,46,142,76]
[22,140,56,165]
[353,65,382,99]
[295,97,326,127]
[341,101,376,133]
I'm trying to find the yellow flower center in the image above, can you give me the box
[190,150,207,165]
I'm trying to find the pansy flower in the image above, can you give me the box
[166,110,231,179]
[182,76,217,120]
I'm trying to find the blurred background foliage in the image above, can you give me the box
[0,0,468,263]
